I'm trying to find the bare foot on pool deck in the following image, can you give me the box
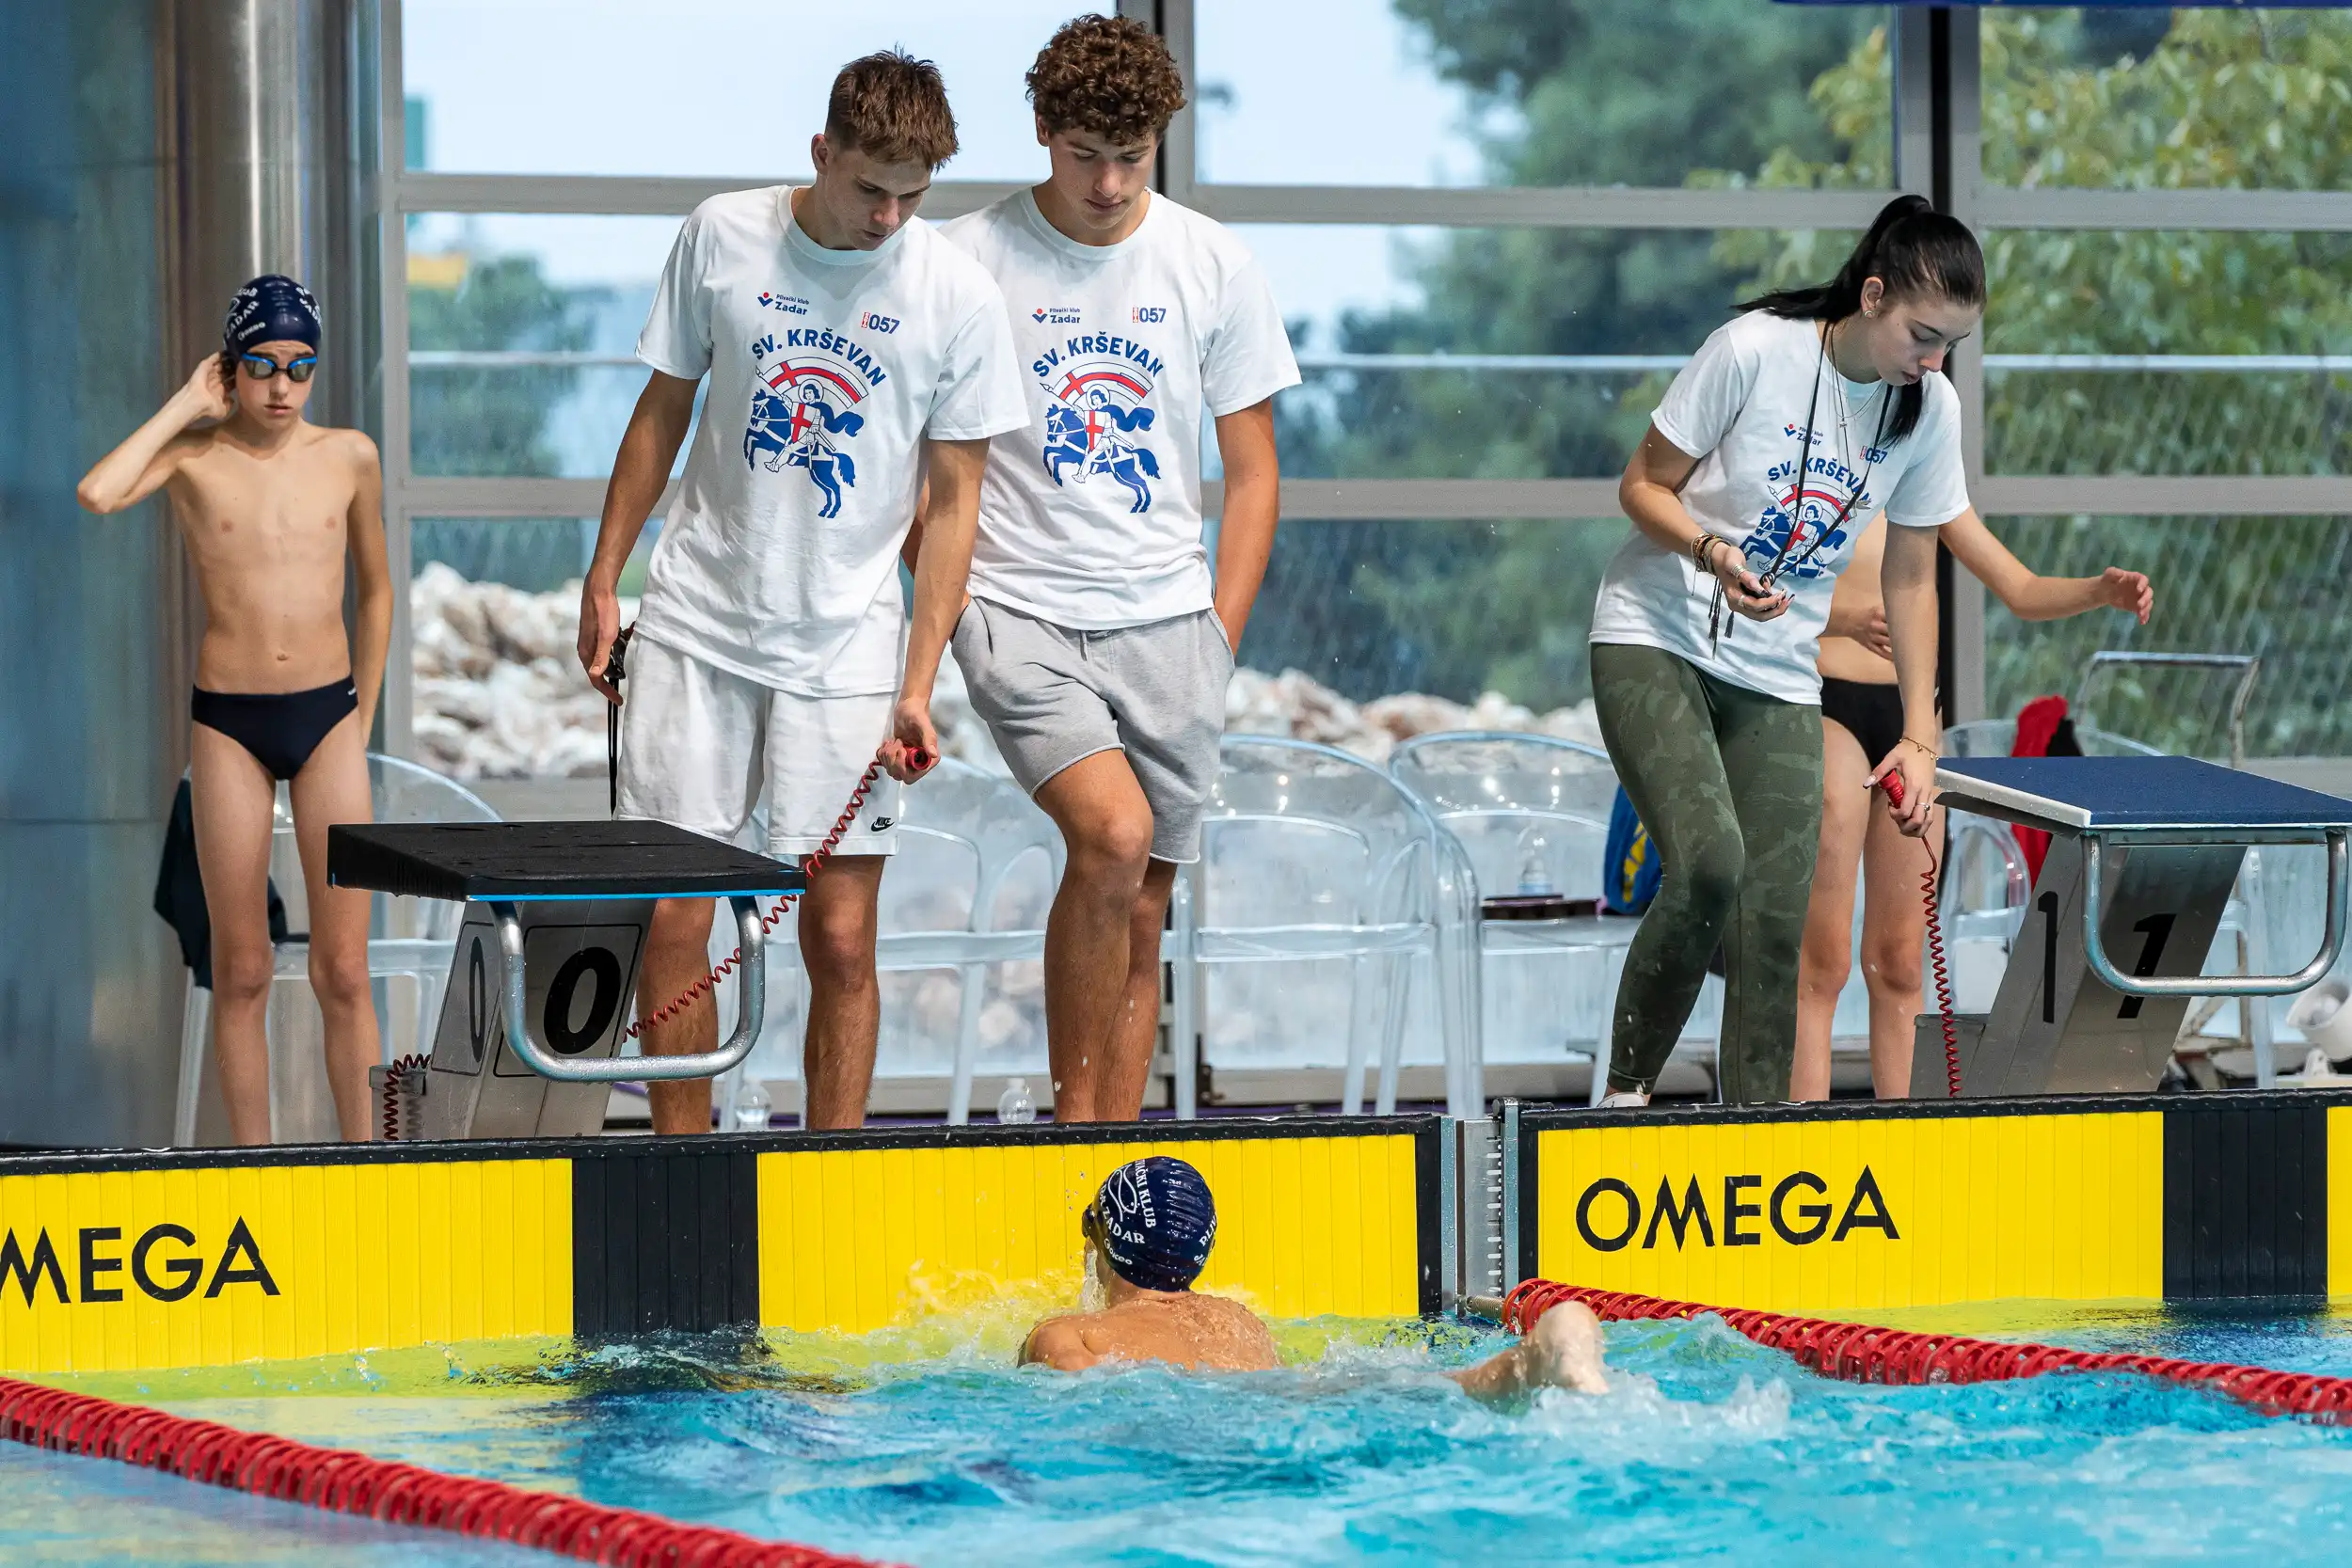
[1452,1301,1610,1402]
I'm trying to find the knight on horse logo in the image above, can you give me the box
[1737,460,1869,583]
[744,345,868,518]
[1041,357,1160,514]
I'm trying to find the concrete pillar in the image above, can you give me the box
[0,0,372,1147]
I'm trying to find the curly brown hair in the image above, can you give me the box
[1025,14,1186,144]
[825,49,960,169]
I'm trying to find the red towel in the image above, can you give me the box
[2009,695,2070,881]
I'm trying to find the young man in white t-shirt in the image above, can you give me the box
[576,51,1026,1133]
[939,16,1300,1123]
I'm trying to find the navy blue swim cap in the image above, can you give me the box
[1086,1156,1216,1292]
[224,275,322,355]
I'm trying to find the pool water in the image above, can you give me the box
[15,1304,2352,1566]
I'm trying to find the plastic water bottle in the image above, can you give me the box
[1516,826,1557,896]
[996,1077,1036,1125]
[730,1073,772,1132]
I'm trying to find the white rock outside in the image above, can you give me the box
[410,567,1602,779]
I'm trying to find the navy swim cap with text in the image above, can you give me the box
[224,275,322,354]
[1089,1156,1216,1292]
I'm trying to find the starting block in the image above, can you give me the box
[329,821,803,1138]
[1923,756,2352,1096]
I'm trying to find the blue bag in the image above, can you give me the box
[1600,785,1661,915]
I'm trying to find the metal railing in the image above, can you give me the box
[405,349,2352,374]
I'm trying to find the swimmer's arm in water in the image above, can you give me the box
[76,358,230,515]
[1020,1315,1104,1372]
[1940,508,2153,625]
[1450,1300,1611,1404]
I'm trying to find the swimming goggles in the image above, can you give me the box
[239,353,318,383]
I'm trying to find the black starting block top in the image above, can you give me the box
[328,820,807,902]
[1935,755,2352,835]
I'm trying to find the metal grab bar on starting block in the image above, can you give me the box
[487,895,768,1083]
[2081,831,2349,1000]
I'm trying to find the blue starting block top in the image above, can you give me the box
[1934,755,2352,836]
[328,820,806,902]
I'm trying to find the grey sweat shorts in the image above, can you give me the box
[951,596,1233,863]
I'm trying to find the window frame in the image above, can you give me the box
[372,1,2352,757]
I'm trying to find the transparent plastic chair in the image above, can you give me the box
[1184,736,1480,1117]
[1388,731,1637,1101]
[882,759,1063,1123]
[729,758,1064,1124]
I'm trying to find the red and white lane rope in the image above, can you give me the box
[1502,1280,2352,1421]
[0,1373,892,1568]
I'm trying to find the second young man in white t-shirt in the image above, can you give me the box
[941,16,1300,1122]
[577,52,1025,1133]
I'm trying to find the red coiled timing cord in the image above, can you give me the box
[0,1372,889,1567]
[378,1054,429,1141]
[622,756,898,1043]
[1501,1280,2352,1423]
[1921,834,1961,1098]
[1878,769,1962,1098]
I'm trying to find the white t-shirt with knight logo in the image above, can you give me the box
[1588,309,1972,705]
[632,185,1026,695]
[939,190,1301,629]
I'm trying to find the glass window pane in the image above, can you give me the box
[1983,8,2352,192]
[1247,225,1856,480]
[406,214,700,478]
[410,518,655,780]
[1234,517,1626,726]
[1984,515,2352,758]
[402,0,1104,180]
[1196,0,1889,188]
[1981,230,2352,476]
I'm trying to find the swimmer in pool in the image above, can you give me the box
[78,277,389,1145]
[1021,1155,1610,1401]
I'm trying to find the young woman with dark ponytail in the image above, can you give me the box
[1588,194,1982,1106]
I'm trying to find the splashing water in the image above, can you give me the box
[17,1302,2352,1565]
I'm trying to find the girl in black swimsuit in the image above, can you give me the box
[1791,514,2153,1100]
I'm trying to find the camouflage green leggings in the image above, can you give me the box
[1591,643,1822,1103]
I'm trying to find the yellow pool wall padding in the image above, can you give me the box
[1534,1112,2165,1313]
[2332,1106,2352,1302]
[755,1133,1422,1333]
[0,1160,571,1375]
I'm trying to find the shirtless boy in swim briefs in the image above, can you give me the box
[79,276,389,1145]
[1022,1156,1610,1402]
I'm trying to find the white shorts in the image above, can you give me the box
[614,634,901,858]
